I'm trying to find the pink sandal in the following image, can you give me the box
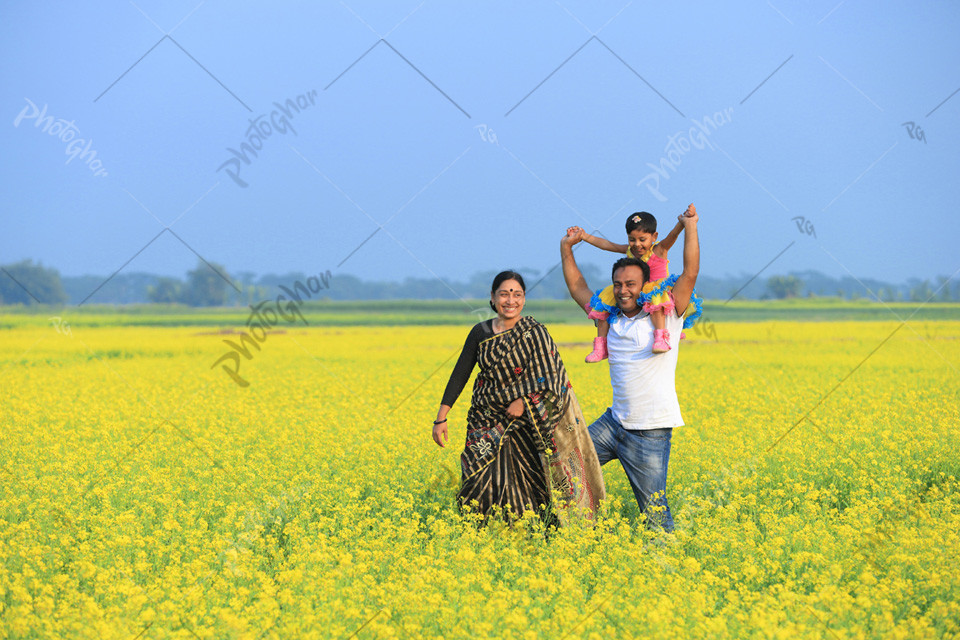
[585,336,608,362]
[652,329,671,354]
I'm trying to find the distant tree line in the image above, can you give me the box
[2,259,959,306]
[0,260,68,305]
[146,262,232,306]
[0,260,234,307]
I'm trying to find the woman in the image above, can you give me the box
[432,270,606,523]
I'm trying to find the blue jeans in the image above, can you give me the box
[588,408,675,532]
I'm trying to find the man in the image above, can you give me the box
[560,205,700,531]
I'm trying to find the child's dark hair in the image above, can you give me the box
[626,211,657,235]
[489,270,526,311]
[611,257,650,284]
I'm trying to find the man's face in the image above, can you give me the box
[613,265,646,315]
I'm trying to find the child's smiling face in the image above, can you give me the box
[627,228,657,257]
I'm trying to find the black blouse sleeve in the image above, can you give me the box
[441,322,487,407]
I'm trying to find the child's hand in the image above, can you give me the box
[680,204,699,226]
[683,203,697,218]
[561,227,579,247]
[565,226,585,243]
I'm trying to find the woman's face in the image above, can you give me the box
[492,279,525,320]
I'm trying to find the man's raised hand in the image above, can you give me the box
[563,226,584,246]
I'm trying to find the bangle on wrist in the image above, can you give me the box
[433,418,447,425]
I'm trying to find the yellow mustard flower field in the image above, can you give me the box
[1,317,958,639]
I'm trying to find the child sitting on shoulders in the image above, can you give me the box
[569,204,699,361]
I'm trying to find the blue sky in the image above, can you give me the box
[2,1,959,302]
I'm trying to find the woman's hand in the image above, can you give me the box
[432,420,448,448]
[505,398,525,418]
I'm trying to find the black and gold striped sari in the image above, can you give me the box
[458,316,605,523]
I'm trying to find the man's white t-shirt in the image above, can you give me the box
[607,310,685,430]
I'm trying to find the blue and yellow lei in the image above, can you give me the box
[589,274,703,329]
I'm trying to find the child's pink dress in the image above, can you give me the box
[640,251,675,315]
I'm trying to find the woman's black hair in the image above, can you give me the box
[489,270,526,311]
[626,211,657,235]
[611,257,650,284]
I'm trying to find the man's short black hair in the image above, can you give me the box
[611,257,649,284]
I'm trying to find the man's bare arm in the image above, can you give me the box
[561,231,593,310]
[671,206,699,316]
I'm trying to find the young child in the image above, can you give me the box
[571,204,698,361]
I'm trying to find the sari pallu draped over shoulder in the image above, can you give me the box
[458,316,605,524]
